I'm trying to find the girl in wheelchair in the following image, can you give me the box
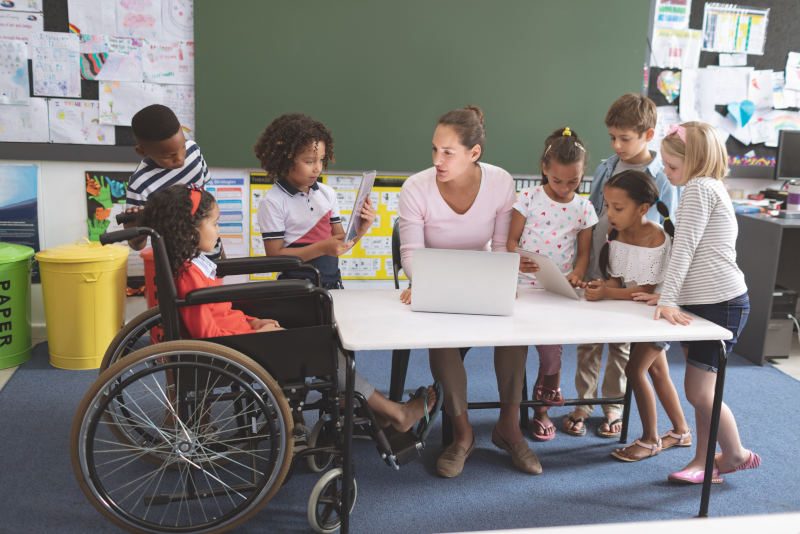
[142,184,439,434]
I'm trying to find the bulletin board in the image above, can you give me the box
[647,0,800,179]
[248,172,406,282]
[0,0,195,163]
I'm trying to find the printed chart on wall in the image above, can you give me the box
[248,172,407,282]
[84,170,143,281]
[0,164,40,282]
[205,176,248,258]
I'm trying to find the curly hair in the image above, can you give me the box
[140,185,216,276]
[253,113,335,181]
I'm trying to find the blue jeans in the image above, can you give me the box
[680,293,750,373]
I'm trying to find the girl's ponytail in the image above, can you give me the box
[655,200,674,239]
[599,228,619,280]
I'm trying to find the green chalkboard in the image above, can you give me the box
[195,1,650,174]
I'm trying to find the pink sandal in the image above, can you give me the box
[534,383,565,406]
[718,450,762,475]
[530,417,556,442]
[660,429,692,450]
[668,467,724,485]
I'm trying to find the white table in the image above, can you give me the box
[331,288,733,531]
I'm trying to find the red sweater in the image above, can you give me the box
[175,259,256,339]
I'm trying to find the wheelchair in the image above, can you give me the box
[70,225,440,534]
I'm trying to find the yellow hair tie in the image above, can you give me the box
[562,127,572,137]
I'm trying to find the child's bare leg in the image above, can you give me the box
[366,387,437,434]
[682,363,749,471]
[617,345,660,460]
[647,351,690,446]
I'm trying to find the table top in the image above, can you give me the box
[331,288,732,351]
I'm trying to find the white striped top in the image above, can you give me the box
[659,177,746,307]
[126,140,209,207]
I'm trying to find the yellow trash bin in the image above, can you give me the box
[36,242,129,370]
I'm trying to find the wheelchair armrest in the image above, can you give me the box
[181,279,317,306]
[214,256,302,277]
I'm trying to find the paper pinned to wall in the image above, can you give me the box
[649,105,681,152]
[31,32,81,97]
[0,11,42,53]
[719,53,747,67]
[653,0,691,29]
[116,0,162,40]
[142,40,193,84]
[48,99,116,145]
[161,84,194,133]
[649,28,701,69]
[162,0,193,40]
[701,3,769,56]
[0,39,29,104]
[785,52,800,91]
[99,80,194,131]
[0,0,42,13]
[80,34,143,81]
[67,0,116,35]
[747,70,773,109]
[0,98,48,141]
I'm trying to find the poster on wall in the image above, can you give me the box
[205,176,248,258]
[0,164,40,281]
[85,170,144,286]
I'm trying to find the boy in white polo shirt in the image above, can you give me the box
[254,113,375,289]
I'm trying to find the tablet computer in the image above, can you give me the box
[517,248,582,300]
[344,170,377,242]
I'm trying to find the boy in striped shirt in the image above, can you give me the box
[123,104,219,257]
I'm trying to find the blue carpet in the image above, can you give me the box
[0,342,797,533]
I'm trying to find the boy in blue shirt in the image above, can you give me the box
[563,93,679,439]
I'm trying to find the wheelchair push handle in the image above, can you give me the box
[115,211,140,225]
[100,226,160,246]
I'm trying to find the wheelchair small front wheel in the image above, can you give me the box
[306,417,336,472]
[307,467,357,534]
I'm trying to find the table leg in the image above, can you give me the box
[389,349,410,402]
[620,380,633,444]
[441,410,453,447]
[699,341,727,518]
[520,370,529,430]
[341,350,356,533]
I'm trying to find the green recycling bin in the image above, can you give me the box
[0,243,35,369]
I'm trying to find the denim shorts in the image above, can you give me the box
[651,341,671,352]
[679,293,750,373]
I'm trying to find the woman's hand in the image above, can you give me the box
[357,197,377,235]
[519,257,539,273]
[400,287,412,305]
[654,305,692,325]
[632,291,660,306]
[583,279,606,301]
[249,318,284,332]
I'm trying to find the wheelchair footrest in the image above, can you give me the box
[382,429,425,467]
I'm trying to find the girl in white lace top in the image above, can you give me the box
[584,170,691,463]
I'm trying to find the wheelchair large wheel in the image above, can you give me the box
[100,306,162,370]
[72,340,293,533]
[307,468,357,534]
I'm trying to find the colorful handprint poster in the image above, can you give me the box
[85,171,129,241]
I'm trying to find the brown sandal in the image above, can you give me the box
[611,439,662,462]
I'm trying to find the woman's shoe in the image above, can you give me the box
[436,438,475,478]
[492,426,542,475]
[718,450,761,474]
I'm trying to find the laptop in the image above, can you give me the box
[410,248,519,315]
[517,248,582,300]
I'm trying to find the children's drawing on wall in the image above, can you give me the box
[85,171,128,242]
